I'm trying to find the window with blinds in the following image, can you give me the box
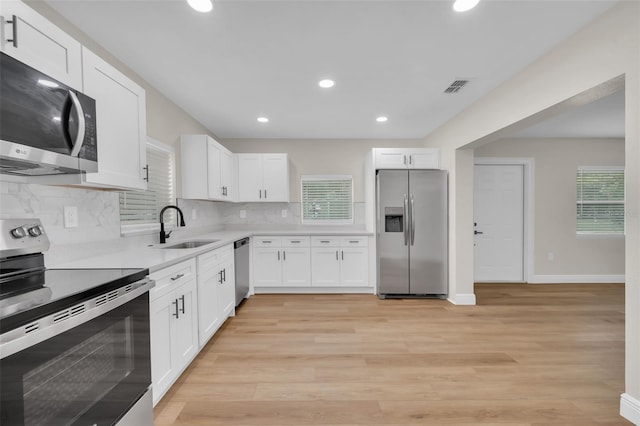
[301,175,353,224]
[120,139,175,230]
[576,167,624,235]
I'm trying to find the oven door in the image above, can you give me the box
[0,290,151,426]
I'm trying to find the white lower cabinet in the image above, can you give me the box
[196,244,235,347]
[311,237,369,287]
[253,235,368,289]
[149,259,199,405]
[253,237,311,287]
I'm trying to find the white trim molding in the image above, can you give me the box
[620,393,640,424]
[449,293,477,305]
[529,274,625,284]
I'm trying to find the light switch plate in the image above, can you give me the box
[240,210,246,219]
[281,209,288,218]
[191,209,197,220]
[64,206,78,228]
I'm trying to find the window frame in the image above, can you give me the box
[576,165,625,237]
[120,137,176,236]
[300,175,354,225]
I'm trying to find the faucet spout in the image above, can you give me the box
[159,205,186,244]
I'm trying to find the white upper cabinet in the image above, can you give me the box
[373,148,440,170]
[237,153,289,202]
[181,135,236,201]
[0,1,82,88]
[80,47,147,190]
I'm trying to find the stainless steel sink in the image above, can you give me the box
[160,240,219,249]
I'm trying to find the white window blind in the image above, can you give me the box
[301,175,353,224]
[576,167,624,235]
[120,139,175,228]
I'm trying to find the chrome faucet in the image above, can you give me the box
[159,205,186,244]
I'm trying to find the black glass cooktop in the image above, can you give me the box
[0,268,148,333]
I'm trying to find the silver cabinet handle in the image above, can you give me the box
[259,190,262,199]
[6,15,17,48]
[320,240,330,244]
[403,194,409,246]
[172,299,179,318]
[341,250,344,260]
[264,189,267,199]
[277,250,280,261]
[170,273,185,281]
[336,250,338,261]
[409,155,413,165]
[403,155,407,165]
[410,193,416,246]
[222,268,226,282]
[474,230,484,235]
[68,91,86,157]
[179,295,186,314]
[283,251,286,261]
[143,165,149,182]
[348,240,359,244]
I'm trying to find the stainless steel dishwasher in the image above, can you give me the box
[234,238,250,306]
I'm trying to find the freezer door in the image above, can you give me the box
[377,170,410,294]
[409,170,448,295]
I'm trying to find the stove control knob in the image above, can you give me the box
[10,227,26,238]
[28,226,42,237]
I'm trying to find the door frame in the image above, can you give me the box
[474,157,534,283]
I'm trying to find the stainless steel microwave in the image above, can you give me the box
[0,52,98,177]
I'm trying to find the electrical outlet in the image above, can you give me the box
[191,209,197,220]
[281,209,288,218]
[240,210,246,219]
[64,206,78,228]
[547,252,555,261]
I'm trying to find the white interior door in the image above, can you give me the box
[474,164,524,282]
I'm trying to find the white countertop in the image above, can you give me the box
[55,227,373,273]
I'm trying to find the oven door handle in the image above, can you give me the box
[0,278,155,359]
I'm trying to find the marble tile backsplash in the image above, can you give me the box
[1,182,366,264]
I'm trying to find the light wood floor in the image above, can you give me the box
[154,283,629,425]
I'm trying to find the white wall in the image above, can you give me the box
[222,139,424,202]
[423,2,640,418]
[475,138,625,279]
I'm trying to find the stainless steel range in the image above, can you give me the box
[0,218,155,426]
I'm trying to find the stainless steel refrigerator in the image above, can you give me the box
[376,169,448,297]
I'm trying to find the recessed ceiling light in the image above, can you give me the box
[187,0,213,13]
[376,116,388,123]
[318,79,335,89]
[453,0,480,12]
[257,117,269,123]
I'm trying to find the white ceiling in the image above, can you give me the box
[510,89,625,139]
[45,0,619,140]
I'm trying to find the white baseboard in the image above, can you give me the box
[620,393,640,424]
[254,287,374,294]
[529,274,625,284]
[448,293,476,305]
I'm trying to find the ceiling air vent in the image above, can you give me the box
[444,79,469,94]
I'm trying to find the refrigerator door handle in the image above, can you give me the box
[410,193,416,245]
[403,194,409,246]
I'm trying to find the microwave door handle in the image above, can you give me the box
[67,91,86,157]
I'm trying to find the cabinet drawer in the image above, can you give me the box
[282,236,310,247]
[253,236,282,247]
[311,237,339,247]
[150,259,197,298]
[339,237,368,247]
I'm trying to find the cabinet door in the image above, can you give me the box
[0,1,82,88]
[340,247,369,287]
[81,47,147,190]
[374,149,409,169]
[237,154,263,201]
[253,247,282,287]
[196,266,221,347]
[311,248,340,286]
[262,154,289,202]
[149,290,178,405]
[408,149,440,169]
[207,139,222,199]
[282,247,311,287]
[218,259,236,318]
[221,148,235,200]
[173,278,199,370]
